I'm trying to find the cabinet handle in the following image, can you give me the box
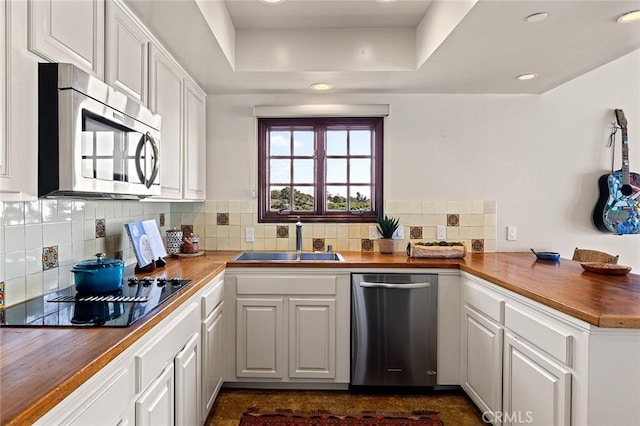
[359,282,431,289]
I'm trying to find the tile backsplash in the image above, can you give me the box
[1,198,496,308]
[170,199,497,254]
[0,200,170,307]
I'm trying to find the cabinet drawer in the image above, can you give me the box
[505,304,573,366]
[201,278,224,318]
[236,275,337,295]
[135,302,200,393]
[464,279,505,323]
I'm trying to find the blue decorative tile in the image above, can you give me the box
[95,219,105,238]
[42,246,59,270]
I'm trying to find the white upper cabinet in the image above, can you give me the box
[2,0,39,200]
[148,43,207,201]
[1,0,7,181]
[183,79,206,200]
[149,43,184,200]
[105,0,149,104]
[28,0,104,78]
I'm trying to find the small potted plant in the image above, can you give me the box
[377,215,400,254]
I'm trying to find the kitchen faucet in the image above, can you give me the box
[295,217,302,252]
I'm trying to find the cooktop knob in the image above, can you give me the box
[157,278,167,287]
[141,277,153,287]
[170,277,182,286]
[127,277,138,286]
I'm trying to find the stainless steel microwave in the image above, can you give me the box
[38,63,161,199]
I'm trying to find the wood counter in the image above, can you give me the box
[2,250,640,424]
[0,252,233,426]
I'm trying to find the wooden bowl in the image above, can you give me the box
[580,262,632,275]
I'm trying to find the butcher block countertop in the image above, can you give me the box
[3,250,640,424]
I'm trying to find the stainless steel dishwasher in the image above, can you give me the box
[351,273,438,387]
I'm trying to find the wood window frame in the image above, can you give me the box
[258,117,383,223]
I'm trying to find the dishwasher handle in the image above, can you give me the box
[359,281,431,289]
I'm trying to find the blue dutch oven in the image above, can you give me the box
[71,253,124,293]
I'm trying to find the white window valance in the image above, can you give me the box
[253,104,389,118]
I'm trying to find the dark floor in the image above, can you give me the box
[206,388,486,425]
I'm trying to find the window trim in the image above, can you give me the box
[258,117,383,223]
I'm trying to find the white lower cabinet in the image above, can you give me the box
[40,364,135,426]
[175,333,201,426]
[461,273,576,426]
[224,270,350,385]
[201,276,225,422]
[288,298,336,379]
[502,332,571,426]
[134,301,201,426]
[236,297,285,379]
[462,305,503,422]
[136,363,174,426]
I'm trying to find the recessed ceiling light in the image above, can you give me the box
[376,0,399,3]
[516,73,538,81]
[617,10,640,23]
[260,0,284,4]
[525,12,548,23]
[311,82,333,91]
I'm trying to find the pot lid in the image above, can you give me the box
[72,253,124,270]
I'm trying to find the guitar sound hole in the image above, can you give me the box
[621,184,633,197]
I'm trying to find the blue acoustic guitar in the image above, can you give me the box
[593,109,640,234]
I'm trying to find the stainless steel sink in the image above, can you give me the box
[298,252,344,261]
[231,251,344,262]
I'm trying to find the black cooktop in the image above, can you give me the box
[0,277,192,327]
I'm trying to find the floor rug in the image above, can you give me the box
[239,408,444,425]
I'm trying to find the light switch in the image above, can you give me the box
[393,226,404,239]
[437,226,446,240]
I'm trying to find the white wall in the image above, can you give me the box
[206,50,640,270]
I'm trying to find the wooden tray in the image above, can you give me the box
[407,242,466,259]
[580,262,631,275]
[171,251,205,258]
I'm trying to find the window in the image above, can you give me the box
[258,117,383,223]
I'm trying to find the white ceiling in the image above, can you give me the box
[125,0,640,95]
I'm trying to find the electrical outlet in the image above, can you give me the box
[369,225,379,240]
[245,227,255,242]
[393,226,404,239]
[437,226,447,240]
[507,226,517,241]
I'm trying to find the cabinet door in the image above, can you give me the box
[461,305,503,423]
[149,43,183,199]
[62,367,133,426]
[175,332,200,426]
[183,78,206,200]
[28,0,104,78]
[503,332,571,426]
[236,298,284,378]
[0,0,6,180]
[202,302,223,422]
[136,363,174,426]
[288,298,336,379]
[105,0,149,104]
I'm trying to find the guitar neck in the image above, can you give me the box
[621,127,630,184]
